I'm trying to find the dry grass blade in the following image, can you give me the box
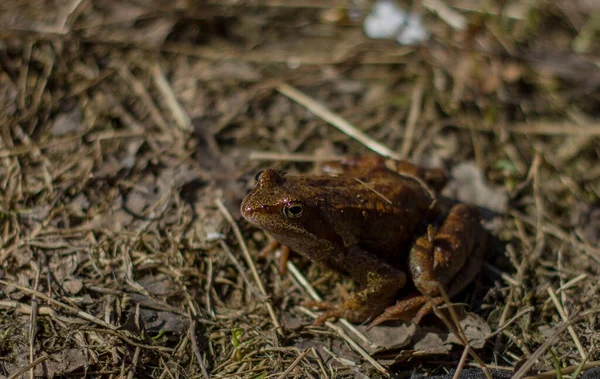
[399,75,425,158]
[297,307,389,376]
[151,63,192,132]
[190,319,211,379]
[547,287,586,359]
[248,151,343,162]
[277,84,402,160]
[431,282,492,379]
[7,354,49,379]
[522,361,600,379]
[513,309,600,379]
[0,280,115,330]
[276,349,311,379]
[215,198,282,333]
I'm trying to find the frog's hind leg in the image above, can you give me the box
[368,203,484,329]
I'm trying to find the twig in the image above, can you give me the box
[399,77,425,158]
[297,307,388,376]
[547,287,586,359]
[277,84,402,160]
[215,199,282,333]
[151,63,192,131]
[512,308,600,379]
[311,347,329,379]
[276,349,311,379]
[116,63,171,134]
[522,361,600,379]
[8,354,49,379]
[0,280,116,330]
[218,239,265,300]
[487,306,535,338]
[127,347,141,379]
[29,261,41,379]
[423,0,467,30]
[452,345,471,379]
[190,319,211,379]
[432,283,492,379]
[248,151,343,162]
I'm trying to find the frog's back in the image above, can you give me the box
[295,172,436,255]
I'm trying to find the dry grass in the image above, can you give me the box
[1,0,599,378]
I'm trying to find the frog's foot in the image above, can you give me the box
[301,300,341,325]
[258,240,290,275]
[367,296,444,329]
[303,298,373,325]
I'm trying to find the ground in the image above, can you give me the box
[0,1,599,378]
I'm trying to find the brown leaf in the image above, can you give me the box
[413,332,452,355]
[445,313,491,349]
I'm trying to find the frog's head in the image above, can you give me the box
[241,169,335,249]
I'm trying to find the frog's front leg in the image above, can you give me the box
[304,245,407,325]
[368,203,484,328]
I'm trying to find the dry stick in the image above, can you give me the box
[399,77,425,159]
[543,274,588,307]
[127,347,141,379]
[523,360,600,379]
[218,239,264,300]
[190,319,211,379]
[452,345,471,379]
[311,347,330,379]
[487,306,535,338]
[512,308,600,379]
[29,262,41,379]
[286,261,376,349]
[0,280,115,330]
[248,151,343,162]
[7,354,49,379]
[116,64,171,133]
[215,199,282,333]
[297,307,388,376]
[277,84,402,160]
[151,63,192,132]
[509,210,600,258]
[432,283,492,379]
[547,287,586,359]
[423,0,466,30]
[276,349,311,379]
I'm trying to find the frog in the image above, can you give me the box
[240,154,485,328]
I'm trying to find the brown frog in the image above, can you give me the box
[240,155,485,328]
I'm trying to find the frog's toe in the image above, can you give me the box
[313,309,344,325]
[302,300,336,311]
[366,295,433,329]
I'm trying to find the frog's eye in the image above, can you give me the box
[283,202,305,218]
[254,170,264,185]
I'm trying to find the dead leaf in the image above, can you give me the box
[413,332,451,355]
[445,313,491,349]
[357,322,415,352]
[62,279,83,295]
[139,308,187,335]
